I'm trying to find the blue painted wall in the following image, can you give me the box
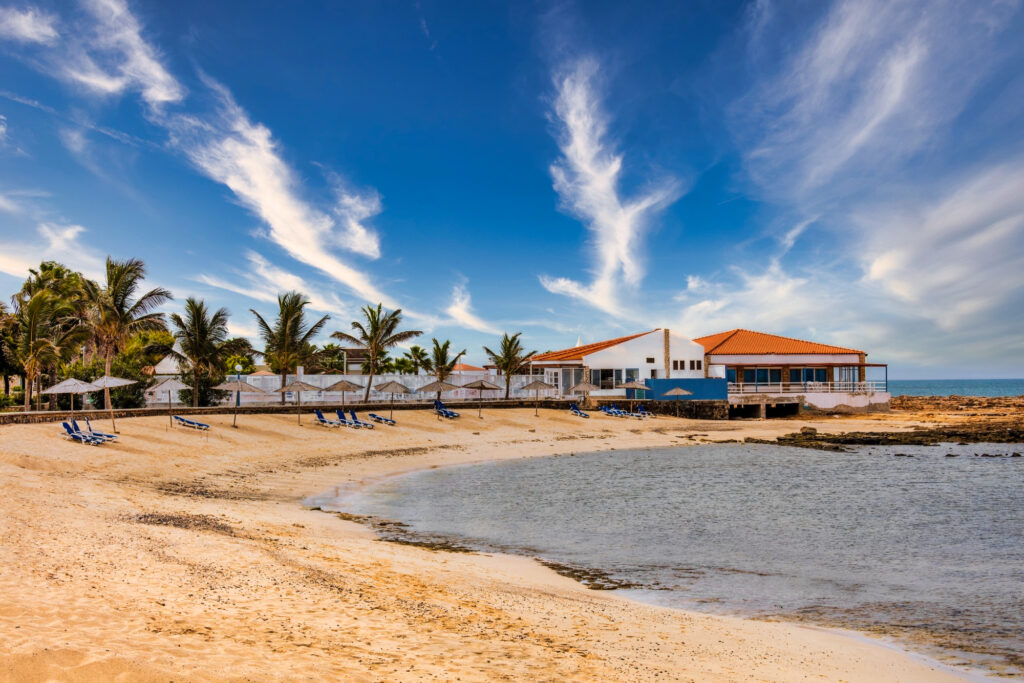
[641,378,728,401]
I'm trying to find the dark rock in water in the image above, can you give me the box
[1012,453,1021,457]
[946,453,959,457]
[980,453,1002,458]
[894,453,911,457]
[800,426,818,436]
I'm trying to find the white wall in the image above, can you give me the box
[584,331,706,379]
[709,353,861,365]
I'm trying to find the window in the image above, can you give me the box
[645,357,656,364]
[671,360,678,370]
[743,369,755,383]
[614,369,622,385]
[689,360,697,370]
[769,369,781,383]
[625,368,639,382]
[696,360,702,370]
[789,368,802,383]
[726,368,737,383]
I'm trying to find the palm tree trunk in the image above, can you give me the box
[3,374,9,396]
[24,372,32,410]
[193,374,200,408]
[505,375,511,400]
[281,370,287,405]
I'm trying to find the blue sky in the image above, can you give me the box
[1,0,1022,377]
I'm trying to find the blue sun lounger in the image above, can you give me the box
[84,416,119,439]
[61,422,103,445]
[433,400,459,419]
[569,403,589,418]
[72,418,116,442]
[368,413,396,425]
[334,410,361,428]
[599,405,627,417]
[611,404,644,419]
[173,415,210,430]
[636,405,655,418]
[314,409,342,428]
[347,410,375,429]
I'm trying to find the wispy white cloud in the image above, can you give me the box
[0,221,104,280]
[0,6,58,44]
[325,171,382,259]
[540,58,683,315]
[165,77,395,306]
[444,282,500,334]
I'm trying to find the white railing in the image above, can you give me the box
[728,381,888,395]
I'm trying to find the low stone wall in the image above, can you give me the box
[636,400,729,420]
[0,399,577,426]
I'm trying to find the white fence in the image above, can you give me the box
[728,381,888,395]
[194,371,551,406]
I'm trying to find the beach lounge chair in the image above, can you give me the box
[569,403,589,418]
[348,410,375,429]
[334,410,361,428]
[600,405,627,418]
[71,419,115,442]
[368,413,396,426]
[173,415,210,430]
[636,405,655,418]
[611,404,643,419]
[84,416,119,439]
[61,422,103,445]
[434,400,459,419]
[314,409,342,428]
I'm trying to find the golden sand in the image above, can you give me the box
[0,408,963,681]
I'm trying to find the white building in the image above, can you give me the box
[529,329,706,396]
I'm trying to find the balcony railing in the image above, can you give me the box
[728,380,888,394]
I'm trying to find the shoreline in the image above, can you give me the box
[1,406,1008,680]
[313,445,1008,680]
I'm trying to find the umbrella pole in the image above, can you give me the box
[535,390,538,417]
[168,392,172,428]
[233,390,239,428]
[478,391,482,419]
[390,392,394,420]
[297,392,302,426]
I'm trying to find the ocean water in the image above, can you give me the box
[888,378,1024,397]
[335,444,1024,676]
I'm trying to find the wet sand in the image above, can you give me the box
[0,407,977,681]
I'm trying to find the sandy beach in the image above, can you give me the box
[0,407,976,681]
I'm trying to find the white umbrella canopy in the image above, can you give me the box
[41,378,99,414]
[520,379,556,417]
[214,381,270,428]
[147,378,190,427]
[91,375,137,433]
[461,379,502,418]
[374,380,411,420]
[325,379,364,411]
[276,381,320,425]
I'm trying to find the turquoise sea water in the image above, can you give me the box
[888,378,1024,397]
[335,444,1024,677]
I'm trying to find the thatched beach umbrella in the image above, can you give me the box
[570,380,600,408]
[619,380,650,413]
[374,380,411,420]
[520,379,556,417]
[213,380,270,428]
[41,378,98,415]
[325,379,364,412]
[416,380,460,419]
[461,378,502,418]
[147,377,189,427]
[91,375,137,433]
[663,386,693,417]
[276,380,320,425]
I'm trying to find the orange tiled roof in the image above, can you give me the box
[531,330,658,362]
[452,362,484,372]
[694,329,863,355]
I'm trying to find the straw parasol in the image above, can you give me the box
[619,380,650,412]
[570,380,600,408]
[41,378,98,415]
[147,377,189,427]
[417,380,460,419]
[663,386,693,417]
[374,380,411,420]
[91,375,137,433]
[520,379,556,417]
[276,380,320,425]
[213,380,269,428]
[325,379,364,412]
[461,379,502,418]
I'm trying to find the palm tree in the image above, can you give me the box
[251,292,329,404]
[14,291,88,410]
[392,357,415,375]
[483,332,537,399]
[83,257,172,417]
[331,303,421,401]
[403,344,431,375]
[0,302,19,398]
[167,298,231,407]
[429,338,466,396]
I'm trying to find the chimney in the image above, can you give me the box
[663,329,671,377]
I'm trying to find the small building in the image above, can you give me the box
[529,329,708,396]
[694,329,889,413]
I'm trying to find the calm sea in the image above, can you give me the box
[888,378,1024,397]
[333,444,1024,677]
